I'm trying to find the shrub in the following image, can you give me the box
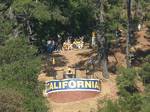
[140,62,150,85]
[117,68,138,96]
[98,100,119,112]
[118,93,143,112]
[0,88,25,112]
[0,38,48,112]
[0,38,37,65]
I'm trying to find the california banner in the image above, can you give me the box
[45,79,101,93]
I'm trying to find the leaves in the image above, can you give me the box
[98,100,119,112]
[0,38,37,65]
[117,68,138,96]
[0,38,48,112]
[0,88,25,112]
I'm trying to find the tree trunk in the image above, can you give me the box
[126,0,131,68]
[101,58,109,78]
[96,0,109,78]
[97,32,109,78]
[9,7,14,20]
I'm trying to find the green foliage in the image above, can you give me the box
[140,62,150,85]
[68,2,95,35]
[98,67,147,112]
[118,93,143,112]
[12,0,32,13]
[0,38,37,65]
[98,100,119,112]
[139,60,150,112]
[117,68,138,96]
[0,38,48,112]
[98,94,144,112]
[0,58,41,87]
[116,68,143,112]
[141,93,150,112]
[34,7,50,21]
[141,103,150,112]
[0,88,25,112]
[0,0,149,43]
[0,15,15,43]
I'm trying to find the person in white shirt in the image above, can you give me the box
[138,24,141,31]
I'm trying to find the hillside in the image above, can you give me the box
[38,26,150,112]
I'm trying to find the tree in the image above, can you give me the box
[0,38,37,65]
[96,0,109,78]
[0,38,48,112]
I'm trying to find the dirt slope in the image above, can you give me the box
[38,48,118,112]
[135,28,150,50]
[38,26,150,112]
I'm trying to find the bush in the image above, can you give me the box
[97,67,144,112]
[140,62,150,85]
[98,100,119,112]
[0,58,41,88]
[97,94,143,112]
[0,38,37,65]
[0,88,25,112]
[118,93,143,112]
[0,38,48,112]
[117,68,138,96]
[141,95,150,112]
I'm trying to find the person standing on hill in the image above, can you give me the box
[138,23,141,31]
[92,32,96,47]
[57,34,62,51]
[51,40,55,52]
[47,39,52,54]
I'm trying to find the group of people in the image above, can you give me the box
[73,38,84,49]
[46,33,85,54]
[62,37,84,51]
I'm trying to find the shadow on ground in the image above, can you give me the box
[77,49,96,58]
[42,53,68,77]
[132,49,150,66]
[51,53,68,67]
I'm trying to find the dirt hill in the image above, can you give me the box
[38,26,149,112]
[38,48,118,112]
